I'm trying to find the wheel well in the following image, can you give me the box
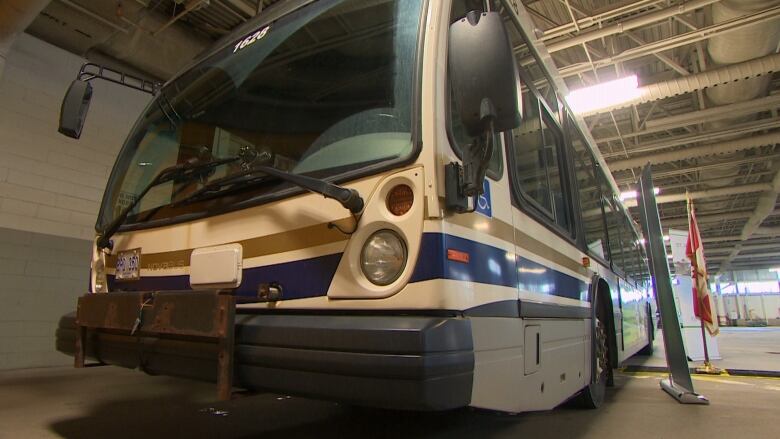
[596,279,618,367]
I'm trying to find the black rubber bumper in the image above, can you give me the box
[56,312,474,410]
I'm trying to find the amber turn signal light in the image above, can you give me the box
[387,184,414,216]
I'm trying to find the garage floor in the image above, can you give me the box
[625,327,780,373]
[1,366,779,439]
[2,328,779,438]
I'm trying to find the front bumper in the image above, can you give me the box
[57,308,474,410]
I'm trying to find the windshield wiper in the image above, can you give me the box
[96,155,239,250]
[176,164,364,215]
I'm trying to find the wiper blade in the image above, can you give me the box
[172,167,275,205]
[176,165,364,215]
[96,155,239,250]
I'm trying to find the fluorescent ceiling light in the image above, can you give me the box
[770,267,780,273]
[566,75,644,114]
[620,187,660,201]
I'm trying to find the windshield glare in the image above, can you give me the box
[99,0,422,229]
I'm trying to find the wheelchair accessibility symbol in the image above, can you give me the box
[476,179,492,218]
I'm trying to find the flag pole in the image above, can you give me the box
[688,193,721,375]
[695,306,721,374]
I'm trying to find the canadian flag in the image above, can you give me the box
[685,195,719,336]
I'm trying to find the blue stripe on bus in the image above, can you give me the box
[107,252,342,299]
[410,233,589,302]
[103,233,587,303]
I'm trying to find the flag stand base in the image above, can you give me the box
[695,361,723,375]
[660,378,710,404]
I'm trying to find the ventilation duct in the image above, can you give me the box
[579,52,780,116]
[706,0,780,106]
[706,0,780,272]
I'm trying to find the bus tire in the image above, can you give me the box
[577,303,611,409]
[638,307,654,355]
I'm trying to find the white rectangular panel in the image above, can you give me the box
[189,243,243,288]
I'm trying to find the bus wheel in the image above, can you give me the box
[638,307,654,355]
[577,309,611,409]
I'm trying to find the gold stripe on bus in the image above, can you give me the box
[446,213,590,278]
[106,217,352,269]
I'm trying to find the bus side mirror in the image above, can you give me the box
[59,79,93,139]
[448,11,520,137]
[446,11,519,206]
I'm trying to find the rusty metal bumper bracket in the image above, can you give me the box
[74,290,236,400]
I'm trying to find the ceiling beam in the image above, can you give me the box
[540,0,662,41]
[555,5,780,79]
[221,0,255,16]
[623,183,772,208]
[543,0,718,53]
[608,132,780,171]
[602,118,780,159]
[662,210,758,228]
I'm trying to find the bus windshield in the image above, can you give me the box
[98,0,423,230]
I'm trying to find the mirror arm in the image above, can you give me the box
[462,104,496,197]
[75,63,160,95]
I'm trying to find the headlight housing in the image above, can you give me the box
[360,230,407,286]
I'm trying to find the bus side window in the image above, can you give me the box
[510,95,569,232]
[603,194,625,272]
[446,0,504,180]
[501,3,572,236]
[568,121,609,262]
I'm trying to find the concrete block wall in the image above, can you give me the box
[0,34,151,369]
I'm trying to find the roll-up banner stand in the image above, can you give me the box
[636,165,709,404]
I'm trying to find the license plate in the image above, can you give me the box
[115,248,141,281]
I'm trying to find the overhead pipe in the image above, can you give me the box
[0,0,51,80]
[608,132,780,171]
[580,52,780,116]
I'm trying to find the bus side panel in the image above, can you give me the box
[469,317,589,413]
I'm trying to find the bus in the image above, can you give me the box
[56,0,654,413]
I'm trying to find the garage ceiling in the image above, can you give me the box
[22,0,780,273]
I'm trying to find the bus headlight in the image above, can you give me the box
[360,230,407,286]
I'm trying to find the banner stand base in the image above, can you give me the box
[660,378,710,404]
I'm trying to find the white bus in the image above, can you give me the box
[56,0,654,413]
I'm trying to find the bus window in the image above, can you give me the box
[446,0,503,180]
[603,195,624,271]
[569,124,608,261]
[509,93,571,233]
[506,14,558,118]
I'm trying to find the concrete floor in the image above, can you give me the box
[2,327,778,438]
[625,327,780,373]
[1,366,779,439]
